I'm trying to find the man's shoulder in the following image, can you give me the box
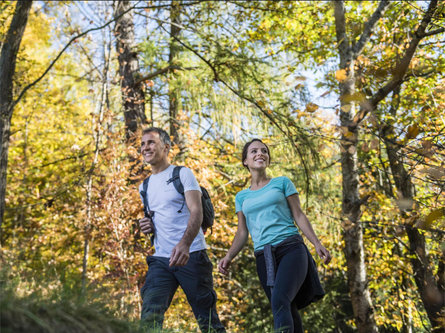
[174,165,192,172]
[175,165,197,179]
[139,175,151,192]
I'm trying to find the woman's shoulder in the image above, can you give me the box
[236,188,249,196]
[271,176,297,191]
[235,188,250,200]
[271,176,292,184]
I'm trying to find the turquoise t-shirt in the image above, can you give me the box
[235,176,300,251]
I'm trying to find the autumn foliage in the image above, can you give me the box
[1,1,444,332]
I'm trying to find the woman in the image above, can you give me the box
[218,139,331,333]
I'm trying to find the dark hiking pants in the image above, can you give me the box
[256,241,309,333]
[140,250,225,332]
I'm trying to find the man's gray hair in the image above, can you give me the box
[142,127,172,146]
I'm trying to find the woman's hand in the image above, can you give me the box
[315,243,332,265]
[218,256,232,275]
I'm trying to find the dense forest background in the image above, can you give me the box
[1,1,444,332]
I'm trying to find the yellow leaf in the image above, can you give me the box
[257,100,266,108]
[424,208,445,227]
[335,69,347,82]
[305,102,318,113]
[406,124,420,139]
[343,92,366,104]
[344,131,355,139]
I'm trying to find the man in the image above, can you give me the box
[138,127,225,332]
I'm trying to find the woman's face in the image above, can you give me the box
[244,141,270,171]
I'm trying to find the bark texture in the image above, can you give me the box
[0,0,33,229]
[168,0,182,147]
[383,104,445,332]
[333,1,390,331]
[114,0,147,142]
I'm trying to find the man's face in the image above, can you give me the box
[141,132,169,165]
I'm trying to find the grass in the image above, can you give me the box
[0,282,148,333]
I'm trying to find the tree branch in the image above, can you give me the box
[353,0,439,126]
[134,65,179,86]
[352,0,390,58]
[370,0,438,108]
[422,27,445,37]
[11,2,140,112]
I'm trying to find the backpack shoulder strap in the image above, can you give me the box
[172,166,184,195]
[140,176,151,217]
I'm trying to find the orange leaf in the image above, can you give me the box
[335,69,347,82]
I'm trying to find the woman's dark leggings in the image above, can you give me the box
[256,241,308,333]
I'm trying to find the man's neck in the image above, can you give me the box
[151,160,170,175]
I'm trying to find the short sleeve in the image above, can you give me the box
[235,192,243,213]
[283,177,298,197]
[138,182,144,203]
[180,167,202,193]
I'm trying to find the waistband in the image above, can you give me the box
[254,234,305,287]
[254,234,304,257]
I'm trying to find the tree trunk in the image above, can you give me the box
[382,116,444,332]
[114,0,146,143]
[81,40,110,296]
[0,0,33,230]
[168,0,182,148]
[334,2,378,332]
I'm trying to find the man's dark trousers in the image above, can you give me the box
[141,250,225,332]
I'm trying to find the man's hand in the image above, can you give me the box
[169,241,190,267]
[139,216,154,236]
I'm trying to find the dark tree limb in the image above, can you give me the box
[352,0,390,58]
[351,0,440,127]
[369,0,439,109]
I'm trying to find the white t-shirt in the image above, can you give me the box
[139,165,207,258]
